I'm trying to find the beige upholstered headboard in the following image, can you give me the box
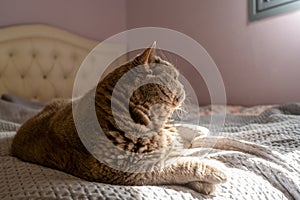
[0,24,126,102]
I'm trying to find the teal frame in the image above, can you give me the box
[249,0,300,21]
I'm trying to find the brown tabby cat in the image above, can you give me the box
[11,42,226,195]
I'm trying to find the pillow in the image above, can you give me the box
[1,94,45,110]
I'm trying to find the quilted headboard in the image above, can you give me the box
[0,24,126,102]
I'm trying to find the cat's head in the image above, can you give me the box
[97,42,185,131]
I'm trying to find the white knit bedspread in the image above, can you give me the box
[0,102,299,200]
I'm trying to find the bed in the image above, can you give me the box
[0,24,299,200]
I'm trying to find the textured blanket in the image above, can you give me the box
[0,100,299,200]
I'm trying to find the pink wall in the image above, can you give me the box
[1,0,300,105]
[0,0,127,40]
[127,0,300,106]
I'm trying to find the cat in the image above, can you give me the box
[11,42,227,195]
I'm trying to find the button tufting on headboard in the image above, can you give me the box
[0,24,126,102]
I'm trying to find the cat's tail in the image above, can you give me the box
[191,136,287,168]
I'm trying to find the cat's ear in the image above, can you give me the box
[135,41,156,65]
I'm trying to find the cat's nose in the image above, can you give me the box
[173,88,185,106]
[178,89,185,104]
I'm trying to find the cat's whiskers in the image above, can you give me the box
[170,102,187,121]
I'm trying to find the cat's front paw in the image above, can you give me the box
[185,160,226,194]
[186,181,216,195]
[197,159,227,184]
